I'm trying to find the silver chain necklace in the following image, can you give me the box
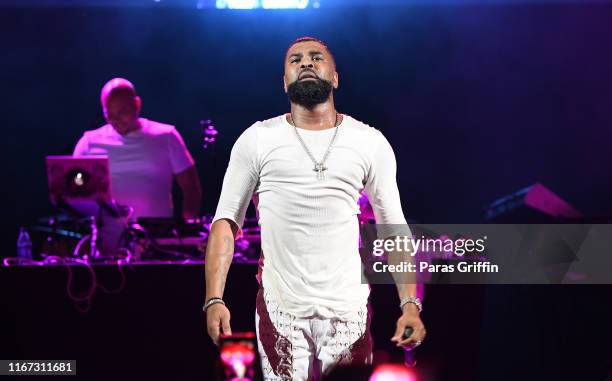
[290,112,340,180]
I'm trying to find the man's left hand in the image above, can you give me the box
[391,304,426,349]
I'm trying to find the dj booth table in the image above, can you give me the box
[1,262,610,380]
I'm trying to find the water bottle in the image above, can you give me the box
[17,227,32,262]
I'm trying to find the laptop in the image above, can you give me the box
[45,156,112,205]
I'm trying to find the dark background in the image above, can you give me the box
[2,2,612,380]
[3,2,612,252]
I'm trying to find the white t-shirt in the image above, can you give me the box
[73,118,195,218]
[213,114,408,318]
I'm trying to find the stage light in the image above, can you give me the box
[216,0,310,9]
[219,333,259,381]
[261,0,309,9]
[216,0,258,8]
[220,342,255,378]
[369,363,417,381]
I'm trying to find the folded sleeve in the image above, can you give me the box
[167,127,196,174]
[364,130,411,238]
[211,124,259,235]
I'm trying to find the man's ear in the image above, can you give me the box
[333,71,339,89]
[283,76,288,93]
[134,96,142,113]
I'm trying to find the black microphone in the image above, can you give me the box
[402,327,414,341]
[402,326,417,367]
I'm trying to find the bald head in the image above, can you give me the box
[100,78,142,135]
[100,77,137,105]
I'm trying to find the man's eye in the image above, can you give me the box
[291,59,300,63]
[314,56,323,61]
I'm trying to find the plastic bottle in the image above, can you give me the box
[17,227,32,262]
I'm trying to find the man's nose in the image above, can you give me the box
[300,63,314,69]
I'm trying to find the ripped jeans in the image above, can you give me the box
[255,288,372,381]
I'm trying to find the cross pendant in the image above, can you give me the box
[313,163,328,180]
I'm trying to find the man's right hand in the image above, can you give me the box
[206,303,232,345]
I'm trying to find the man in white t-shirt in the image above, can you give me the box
[74,78,202,253]
[204,38,426,380]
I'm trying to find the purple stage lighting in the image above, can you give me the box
[215,0,311,9]
[369,363,417,381]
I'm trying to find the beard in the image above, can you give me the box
[287,78,333,109]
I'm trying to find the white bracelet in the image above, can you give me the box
[400,296,422,313]
[203,298,225,313]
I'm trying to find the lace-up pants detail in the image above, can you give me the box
[255,289,372,381]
